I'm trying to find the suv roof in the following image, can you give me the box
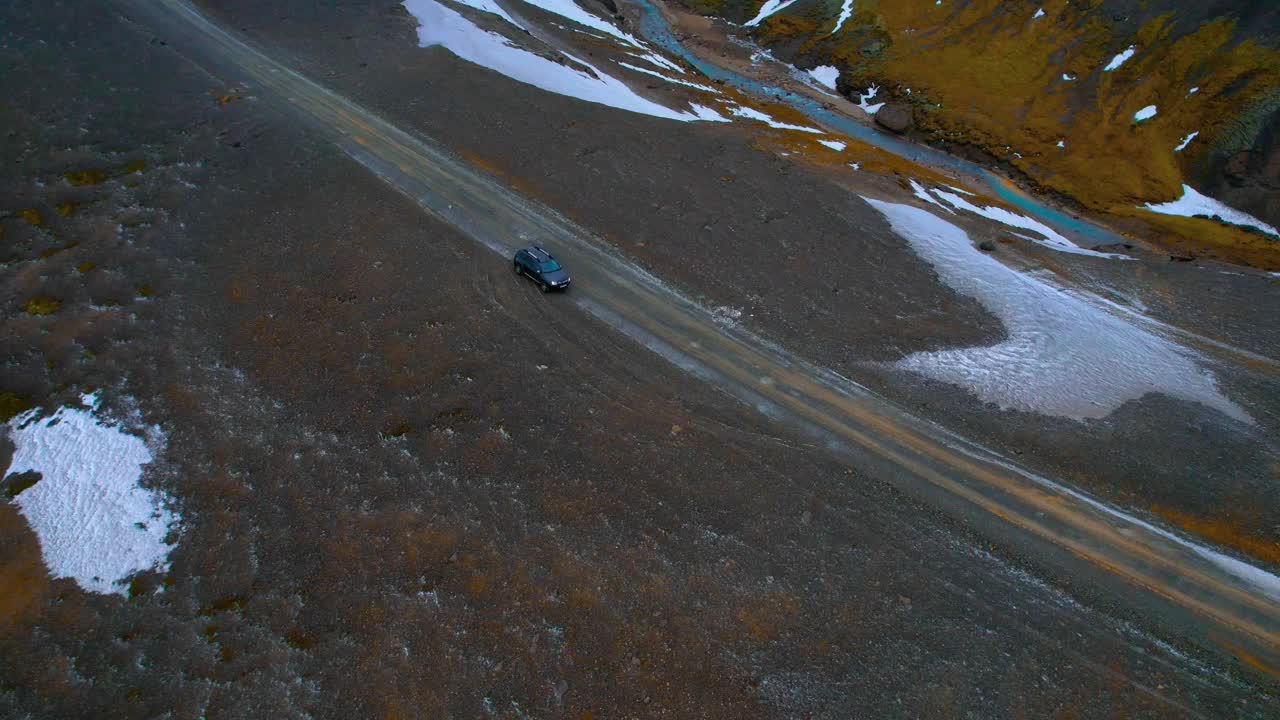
[524,246,554,262]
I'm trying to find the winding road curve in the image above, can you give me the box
[122,0,1279,677]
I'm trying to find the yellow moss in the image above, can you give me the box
[1110,208,1280,270]
[17,208,43,227]
[77,261,95,273]
[23,297,60,315]
[760,14,819,39]
[0,392,32,423]
[795,0,1280,263]
[65,169,109,186]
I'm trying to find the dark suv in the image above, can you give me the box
[513,246,571,292]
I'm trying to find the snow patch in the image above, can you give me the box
[807,65,839,90]
[727,105,823,133]
[856,85,884,115]
[862,199,1249,422]
[1033,8,1045,18]
[616,62,718,92]
[910,179,954,214]
[519,0,643,47]
[745,0,802,27]
[830,0,854,35]
[688,103,731,122]
[817,139,846,151]
[4,393,177,595]
[403,0,705,121]
[1103,45,1136,72]
[1061,73,1076,81]
[625,51,686,75]
[929,188,1120,258]
[1143,185,1279,238]
[450,0,518,23]
[1174,131,1198,152]
[1133,105,1157,122]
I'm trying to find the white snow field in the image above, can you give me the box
[1143,185,1280,238]
[862,198,1250,423]
[4,393,177,595]
[807,65,839,90]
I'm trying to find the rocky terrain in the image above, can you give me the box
[2,0,1279,716]
[680,0,1280,266]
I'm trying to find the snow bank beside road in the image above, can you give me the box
[862,198,1249,423]
[5,393,176,595]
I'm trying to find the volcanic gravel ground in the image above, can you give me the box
[0,0,1276,717]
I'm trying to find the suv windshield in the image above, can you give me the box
[539,260,562,272]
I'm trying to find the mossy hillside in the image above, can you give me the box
[735,0,1280,261]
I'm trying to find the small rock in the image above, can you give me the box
[978,240,996,252]
[1169,254,1196,262]
[1091,242,1134,253]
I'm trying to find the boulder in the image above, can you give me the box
[875,102,914,133]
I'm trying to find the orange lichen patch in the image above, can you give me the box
[17,208,43,227]
[733,591,799,641]
[56,200,78,217]
[1228,644,1279,679]
[1150,505,1280,567]
[0,504,51,634]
